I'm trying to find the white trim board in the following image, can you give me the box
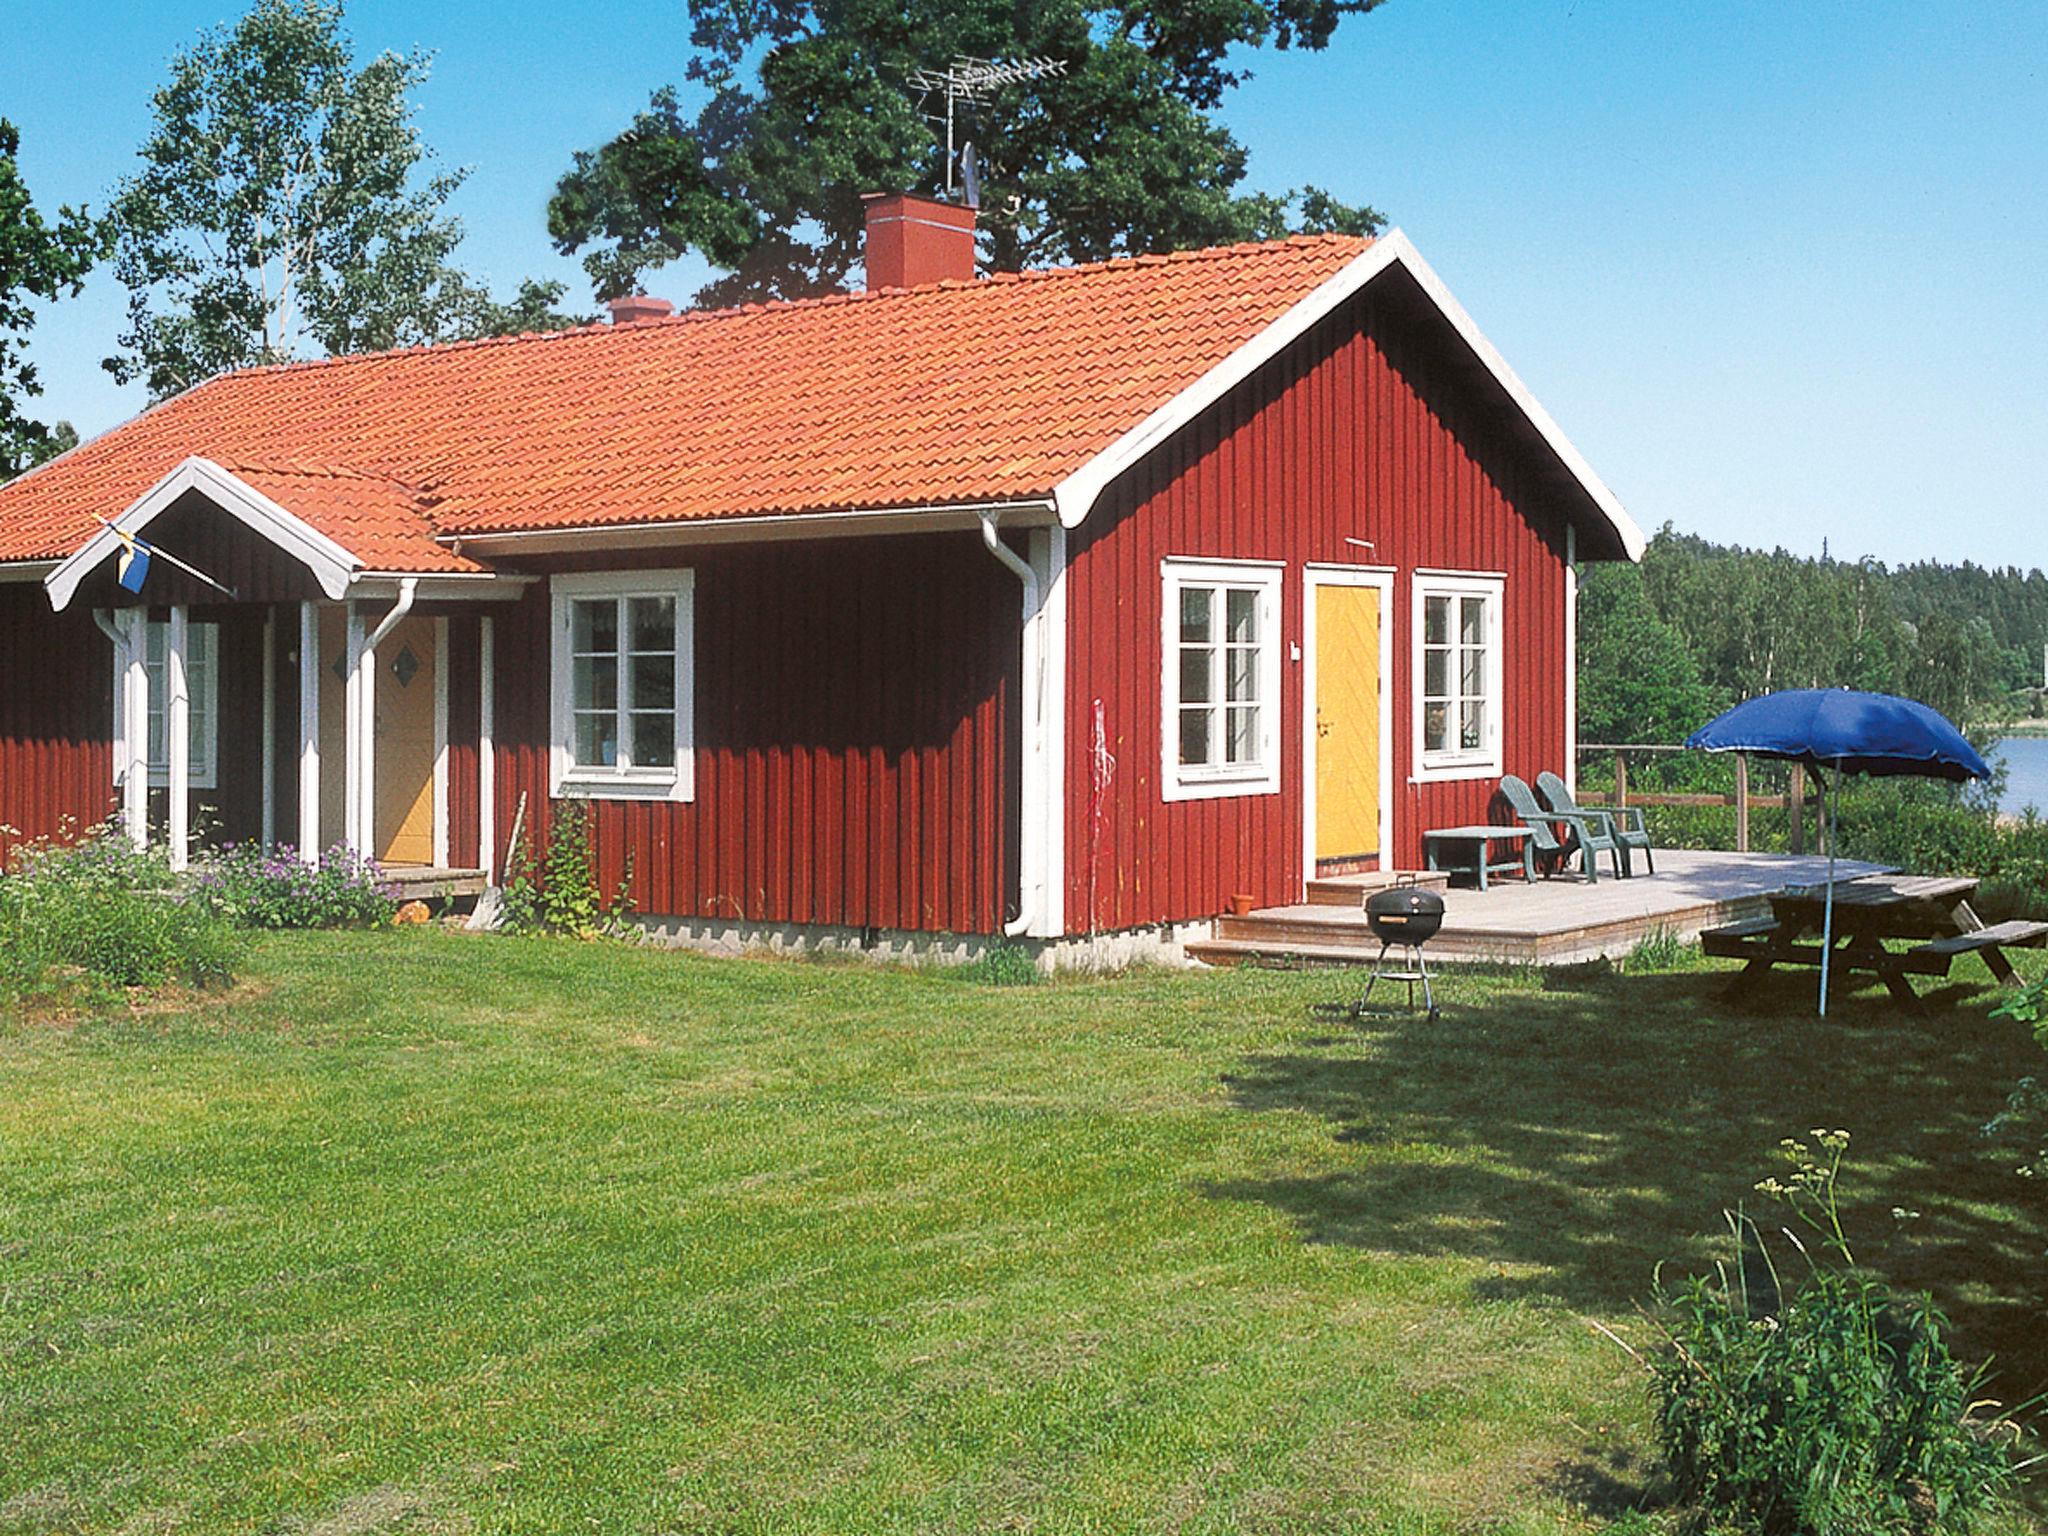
[1050,229,1646,564]
[1301,565,1395,889]
[44,456,362,611]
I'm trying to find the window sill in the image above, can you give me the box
[551,774,694,804]
[1411,757,1503,785]
[1162,769,1281,803]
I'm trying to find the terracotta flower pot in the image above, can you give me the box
[1227,893,1256,917]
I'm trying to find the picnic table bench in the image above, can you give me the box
[1701,873,2048,1009]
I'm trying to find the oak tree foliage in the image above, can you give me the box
[548,0,1389,307]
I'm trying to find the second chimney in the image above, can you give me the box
[608,295,676,325]
[862,192,976,291]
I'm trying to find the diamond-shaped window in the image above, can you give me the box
[391,645,421,689]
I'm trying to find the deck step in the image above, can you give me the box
[1304,869,1451,907]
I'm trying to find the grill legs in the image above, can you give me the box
[1356,939,1438,1020]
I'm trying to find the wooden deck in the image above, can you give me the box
[383,865,489,903]
[1188,848,1890,967]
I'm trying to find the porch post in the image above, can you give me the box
[298,601,320,862]
[121,611,149,851]
[166,603,190,872]
[261,606,277,849]
[479,615,496,880]
[344,602,368,855]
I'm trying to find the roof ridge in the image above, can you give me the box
[201,232,1375,384]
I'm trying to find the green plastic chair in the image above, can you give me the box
[1537,771,1654,877]
[1498,774,1622,883]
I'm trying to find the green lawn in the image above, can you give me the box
[2,932,2044,1534]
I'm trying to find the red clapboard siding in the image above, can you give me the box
[1063,288,1573,933]
[486,532,1021,933]
[0,584,116,851]
[444,613,481,869]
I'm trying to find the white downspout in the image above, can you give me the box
[979,513,1040,939]
[353,578,418,855]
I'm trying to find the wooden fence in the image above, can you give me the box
[1576,744,1827,856]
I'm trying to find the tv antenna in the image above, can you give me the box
[906,55,1067,203]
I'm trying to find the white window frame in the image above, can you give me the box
[549,569,696,802]
[1160,557,1284,802]
[1411,570,1505,783]
[110,618,220,790]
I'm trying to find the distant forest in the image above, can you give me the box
[1577,525,2048,745]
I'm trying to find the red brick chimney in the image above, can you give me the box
[608,295,675,325]
[862,193,976,291]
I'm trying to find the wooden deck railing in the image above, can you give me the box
[1575,744,1826,856]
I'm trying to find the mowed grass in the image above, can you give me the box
[2,932,2045,1535]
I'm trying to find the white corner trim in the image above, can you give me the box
[1409,569,1506,784]
[1564,523,1579,796]
[1301,565,1394,890]
[1051,230,1646,564]
[44,456,363,611]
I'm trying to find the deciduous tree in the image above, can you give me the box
[0,119,108,478]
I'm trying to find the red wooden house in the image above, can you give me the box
[0,195,1642,959]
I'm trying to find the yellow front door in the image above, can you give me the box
[1314,584,1382,865]
[374,616,437,867]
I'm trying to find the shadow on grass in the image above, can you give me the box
[1210,965,2048,1404]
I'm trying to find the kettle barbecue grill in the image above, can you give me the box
[1350,878,1444,1018]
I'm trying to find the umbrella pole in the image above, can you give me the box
[1818,765,1839,1017]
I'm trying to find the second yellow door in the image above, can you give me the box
[374,616,437,867]
[1314,584,1382,865]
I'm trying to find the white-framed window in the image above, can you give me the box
[1412,571,1504,781]
[1160,558,1284,801]
[549,570,696,801]
[110,619,220,789]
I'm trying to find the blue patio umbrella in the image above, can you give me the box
[1685,689,1990,1014]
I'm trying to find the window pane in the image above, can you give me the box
[1423,595,1448,647]
[573,654,618,712]
[1179,647,1213,705]
[148,700,166,765]
[571,599,617,655]
[628,595,675,654]
[1424,701,1448,754]
[1179,705,1213,767]
[1460,644,1486,697]
[1461,698,1486,751]
[1225,588,1258,645]
[1225,645,1258,703]
[574,711,618,768]
[1179,586,1213,644]
[629,653,672,713]
[1423,647,1448,701]
[1460,595,1486,647]
[1226,704,1259,764]
[631,712,676,768]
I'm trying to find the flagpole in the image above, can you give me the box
[91,516,238,600]
[1818,761,1839,1018]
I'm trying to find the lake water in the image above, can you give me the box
[1991,735,2048,817]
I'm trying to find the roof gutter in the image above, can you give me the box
[438,498,1058,557]
[0,559,59,583]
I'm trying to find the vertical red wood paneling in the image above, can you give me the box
[444,613,481,869]
[0,586,115,852]
[1063,288,1574,933]
[481,533,1019,934]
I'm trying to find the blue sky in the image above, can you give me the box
[4,0,2044,567]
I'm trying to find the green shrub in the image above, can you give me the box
[501,800,631,937]
[1640,1133,2027,1535]
[1,825,240,999]
[953,938,1043,986]
[195,843,397,928]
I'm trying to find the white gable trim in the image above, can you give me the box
[43,456,362,611]
[1051,229,1646,563]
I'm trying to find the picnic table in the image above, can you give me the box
[1702,872,2048,1009]
[1422,825,1534,891]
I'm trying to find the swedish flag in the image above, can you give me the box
[114,525,152,594]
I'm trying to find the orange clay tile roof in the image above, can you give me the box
[0,234,1370,568]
